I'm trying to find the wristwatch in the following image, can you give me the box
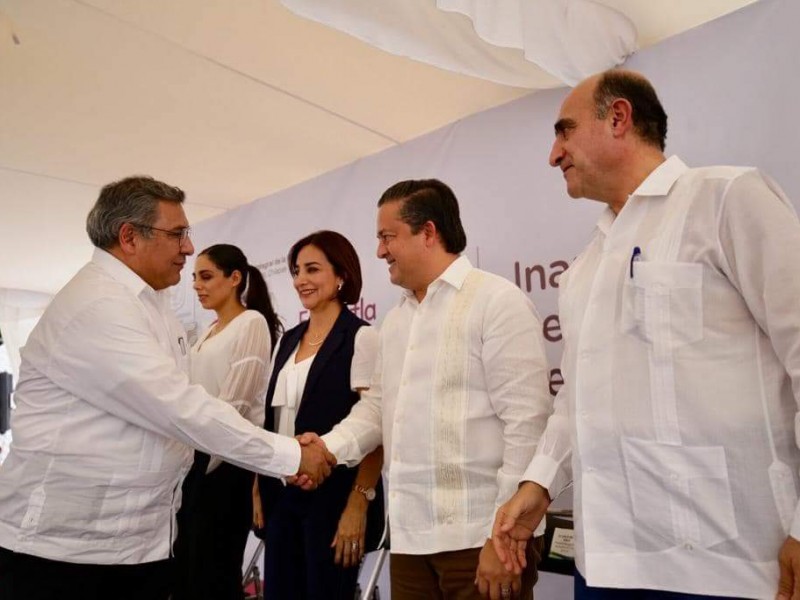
[353,484,376,501]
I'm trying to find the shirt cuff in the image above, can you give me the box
[521,454,571,502]
[789,501,800,541]
[321,430,358,468]
[267,433,302,477]
[350,377,371,391]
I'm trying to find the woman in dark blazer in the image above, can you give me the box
[254,230,384,600]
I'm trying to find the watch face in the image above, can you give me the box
[356,485,376,501]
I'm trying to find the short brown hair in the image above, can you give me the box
[377,179,467,254]
[288,231,363,305]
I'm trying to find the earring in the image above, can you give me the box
[337,281,343,292]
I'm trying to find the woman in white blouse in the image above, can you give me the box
[254,230,384,600]
[173,243,282,600]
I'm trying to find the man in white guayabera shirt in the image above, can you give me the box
[299,179,553,600]
[491,69,800,600]
[0,176,334,600]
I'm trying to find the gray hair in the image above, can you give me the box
[86,176,185,249]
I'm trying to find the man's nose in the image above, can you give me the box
[549,141,564,168]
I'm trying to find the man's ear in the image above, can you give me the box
[422,220,438,248]
[608,97,634,138]
[118,223,138,255]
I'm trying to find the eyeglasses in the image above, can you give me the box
[131,223,192,244]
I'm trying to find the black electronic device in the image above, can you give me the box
[0,371,12,434]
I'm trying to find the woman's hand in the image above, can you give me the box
[331,491,368,568]
[252,478,265,530]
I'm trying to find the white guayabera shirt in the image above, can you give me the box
[324,256,552,555]
[0,249,300,564]
[524,156,800,598]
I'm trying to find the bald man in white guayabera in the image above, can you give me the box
[299,179,553,600]
[0,176,334,600]
[491,69,800,600]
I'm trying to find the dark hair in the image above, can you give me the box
[593,70,668,151]
[86,176,185,249]
[199,244,283,349]
[287,231,362,305]
[377,179,467,254]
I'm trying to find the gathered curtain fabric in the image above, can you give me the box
[281,0,637,87]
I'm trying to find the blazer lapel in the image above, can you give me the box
[295,311,349,423]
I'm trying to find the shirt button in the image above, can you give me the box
[670,472,678,481]
[684,543,693,551]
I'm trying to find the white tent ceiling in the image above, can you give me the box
[0,0,755,296]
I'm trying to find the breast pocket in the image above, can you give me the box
[620,261,703,349]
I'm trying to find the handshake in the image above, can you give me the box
[291,432,336,490]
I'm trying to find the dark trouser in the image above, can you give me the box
[390,537,544,600]
[0,546,173,600]
[574,570,745,600]
[173,453,254,600]
[264,492,360,600]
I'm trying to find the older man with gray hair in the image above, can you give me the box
[0,176,334,600]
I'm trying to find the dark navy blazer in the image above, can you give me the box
[257,308,385,551]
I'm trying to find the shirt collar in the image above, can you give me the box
[595,155,689,236]
[399,255,472,305]
[91,247,152,298]
[631,155,688,197]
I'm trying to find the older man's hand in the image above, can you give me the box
[491,482,550,574]
[292,432,336,490]
[777,536,800,600]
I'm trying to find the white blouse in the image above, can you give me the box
[272,326,378,437]
[191,309,272,472]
